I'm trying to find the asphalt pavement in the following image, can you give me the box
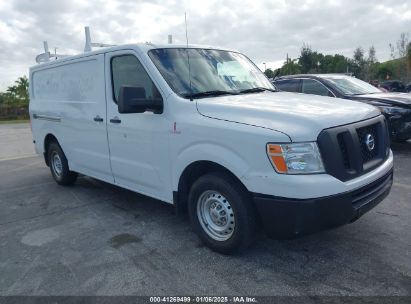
[0,123,410,296]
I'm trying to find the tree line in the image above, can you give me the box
[1,32,410,108]
[265,32,411,83]
[0,76,29,120]
[0,76,29,106]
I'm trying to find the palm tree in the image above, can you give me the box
[5,76,29,105]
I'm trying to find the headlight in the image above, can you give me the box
[266,142,325,174]
[379,106,411,115]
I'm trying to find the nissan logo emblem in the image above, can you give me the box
[365,134,375,151]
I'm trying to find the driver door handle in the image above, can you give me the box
[93,115,104,122]
[110,117,121,124]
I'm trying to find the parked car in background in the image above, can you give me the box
[381,80,406,92]
[369,80,388,92]
[272,74,411,141]
[406,83,411,93]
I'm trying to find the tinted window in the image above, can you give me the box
[274,79,301,92]
[111,55,160,102]
[302,79,330,96]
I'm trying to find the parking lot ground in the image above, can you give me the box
[0,123,410,296]
[0,123,35,160]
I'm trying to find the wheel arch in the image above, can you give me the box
[43,133,59,166]
[174,160,249,215]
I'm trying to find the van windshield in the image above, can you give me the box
[148,48,274,98]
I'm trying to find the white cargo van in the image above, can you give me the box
[29,36,393,253]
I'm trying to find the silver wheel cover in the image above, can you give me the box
[51,151,63,177]
[197,190,235,241]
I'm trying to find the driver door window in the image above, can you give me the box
[111,55,161,103]
[302,79,332,97]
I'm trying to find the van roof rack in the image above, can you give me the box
[35,26,116,64]
[84,26,116,52]
[35,41,70,64]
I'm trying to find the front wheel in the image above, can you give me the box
[188,173,257,254]
[48,142,78,186]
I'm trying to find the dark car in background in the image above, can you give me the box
[381,80,406,92]
[272,74,411,141]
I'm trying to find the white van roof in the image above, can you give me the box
[31,26,238,69]
[30,42,236,70]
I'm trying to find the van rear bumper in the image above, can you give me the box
[253,169,393,239]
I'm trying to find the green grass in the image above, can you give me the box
[0,119,30,124]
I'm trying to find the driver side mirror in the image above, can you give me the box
[118,86,163,114]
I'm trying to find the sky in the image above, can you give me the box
[0,0,410,90]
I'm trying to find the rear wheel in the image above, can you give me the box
[47,142,78,185]
[188,172,257,254]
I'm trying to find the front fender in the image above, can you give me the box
[172,142,250,191]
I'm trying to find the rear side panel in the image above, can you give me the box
[29,54,113,183]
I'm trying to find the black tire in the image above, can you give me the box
[47,142,78,186]
[188,172,257,254]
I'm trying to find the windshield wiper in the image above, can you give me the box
[238,87,276,94]
[350,92,377,96]
[182,87,275,99]
[183,90,239,99]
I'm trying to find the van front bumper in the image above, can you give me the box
[253,169,393,239]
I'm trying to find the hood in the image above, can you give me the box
[351,92,411,108]
[196,92,380,142]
